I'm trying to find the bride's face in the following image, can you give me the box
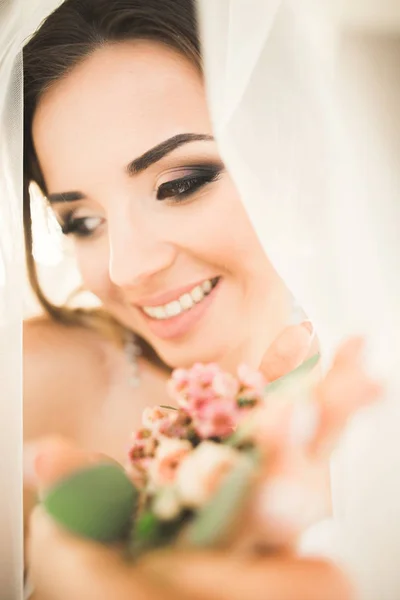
[33,41,290,369]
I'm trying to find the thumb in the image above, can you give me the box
[24,436,136,545]
[23,436,110,492]
[260,322,316,382]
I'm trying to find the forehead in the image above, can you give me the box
[32,41,210,192]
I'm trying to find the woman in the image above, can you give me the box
[23,0,379,598]
[24,0,315,502]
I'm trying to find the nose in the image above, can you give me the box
[108,214,176,289]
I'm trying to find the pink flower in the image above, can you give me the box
[233,400,294,453]
[158,410,192,439]
[167,363,223,409]
[212,371,240,398]
[128,428,157,469]
[237,364,267,402]
[176,441,241,508]
[167,368,191,405]
[127,429,159,488]
[238,364,266,391]
[148,437,192,488]
[189,363,222,386]
[192,396,239,439]
[164,362,268,442]
[142,406,171,433]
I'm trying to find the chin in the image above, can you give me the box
[154,338,240,372]
[111,304,244,370]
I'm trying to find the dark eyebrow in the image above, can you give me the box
[126,133,214,175]
[47,133,214,203]
[47,191,85,204]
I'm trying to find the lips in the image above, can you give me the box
[135,277,218,307]
[137,277,222,341]
[140,277,219,321]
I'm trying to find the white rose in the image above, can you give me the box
[176,441,240,508]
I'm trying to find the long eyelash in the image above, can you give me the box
[60,211,74,234]
[157,165,222,201]
[60,212,93,237]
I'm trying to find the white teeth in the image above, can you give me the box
[153,306,167,320]
[202,280,212,293]
[191,286,204,303]
[143,278,217,320]
[179,293,194,310]
[165,301,182,318]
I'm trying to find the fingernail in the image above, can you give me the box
[301,320,315,341]
[289,402,320,447]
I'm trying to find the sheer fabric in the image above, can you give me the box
[0,1,399,597]
[197,2,400,598]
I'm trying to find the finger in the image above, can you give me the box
[312,352,382,456]
[331,336,365,368]
[260,322,315,382]
[141,550,354,600]
[28,506,175,600]
[243,416,330,551]
[24,436,114,491]
[211,403,307,555]
[313,377,381,457]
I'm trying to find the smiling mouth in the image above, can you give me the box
[140,277,220,321]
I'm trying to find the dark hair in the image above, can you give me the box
[23,0,201,364]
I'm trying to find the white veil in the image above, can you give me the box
[0,0,399,598]
[197,1,400,598]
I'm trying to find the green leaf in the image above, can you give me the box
[42,463,138,543]
[136,512,159,536]
[265,352,320,395]
[183,455,256,548]
[159,405,178,411]
[129,510,190,559]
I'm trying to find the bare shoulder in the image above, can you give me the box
[23,316,111,441]
[24,315,109,361]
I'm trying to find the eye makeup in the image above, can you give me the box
[60,213,104,238]
[56,161,224,238]
[156,163,223,201]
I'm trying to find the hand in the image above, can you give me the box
[26,331,376,600]
[228,337,382,551]
[27,438,353,600]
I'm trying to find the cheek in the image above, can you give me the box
[196,180,285,310]
[185,177,272,279]
[74,241,115,301]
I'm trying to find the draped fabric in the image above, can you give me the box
[196,2,400,598]
[0,1,399,597]
[0,2,71,595]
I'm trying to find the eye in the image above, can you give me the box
[60,214,103,238]
[156,165,222,201]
